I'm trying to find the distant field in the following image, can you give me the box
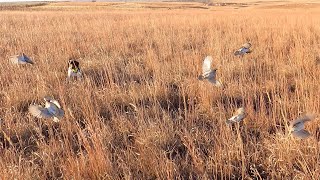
[0,1,319,179]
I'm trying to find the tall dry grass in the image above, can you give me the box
[0,3,319,179]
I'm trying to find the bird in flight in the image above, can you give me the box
[29,96,64,122]
[234,43,252,56]
[198,56,222,87]
[289,113,316,139]
[9,53,34,64]
[226,107,246,124]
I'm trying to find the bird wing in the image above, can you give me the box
[55,109,64,118]
[47,102,64,120]
[292,129,311,139]
[243,43,251,49]
[241,47,250,54]
[234,50,241,56]
[9,55,33,64]
[202,56,213,74]
[236,108,245,115]
[225,119,233,124]
[52,109,64,122]
[234,47,251,56]
[22,54,34,64]
[50,100,62,109]
[29,105,53,118]
[226,115,238,124]
[290,113,316,127]
[207,70,216,83]
[226,114,244,124]
[209,79,223,87]
[9,55,24,64]
[235,114,245,122]
[234,48,245,56]
[213,80,222,87]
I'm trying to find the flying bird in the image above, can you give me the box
[198,56,222,87]
[234,43,252,56]
[9,53,34,64]
[29,96,64,122]
[289,113,316,139]
[226,107,246,124]
[67,59,82,80]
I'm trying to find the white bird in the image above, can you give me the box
[67,59,82,80]
[198,56,222,87]
[226,107,246,124]
[289,113,316,139]
[234,43,252,56]
[9,53,34,64]
[29,96,64,122]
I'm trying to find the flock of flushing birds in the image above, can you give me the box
[7,42,317,140]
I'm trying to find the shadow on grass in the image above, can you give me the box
[0,128,38,156]
[157,82,198,119]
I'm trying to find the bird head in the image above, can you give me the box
[44,96,53,102]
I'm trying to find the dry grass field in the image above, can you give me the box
[0,1,320,179]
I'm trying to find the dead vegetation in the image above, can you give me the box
[0,1,319,179]
[0,2,48,11]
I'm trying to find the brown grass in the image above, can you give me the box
[0,1,320,179]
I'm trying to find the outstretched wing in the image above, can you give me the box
[242,43,251,49]
[290,113,316,127]
[9,55,33,64]
[234,50,242,56]
[52,109,64,122]
[50,100,62,109]
[236,108,244,115]
[22,54,34,64]
[226,117,235,124]
[55,109,64,119]
[291,130,311,139]
[47,102,64,121]
[226,115,238,124]
[29,105,53,118]
[226,114,245,124]
[241,47,250,54]
[9,55,23,64]
[206,70,216,83]
[234,46,251,56]
[213,80,223,87]
[202,56,213,74]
